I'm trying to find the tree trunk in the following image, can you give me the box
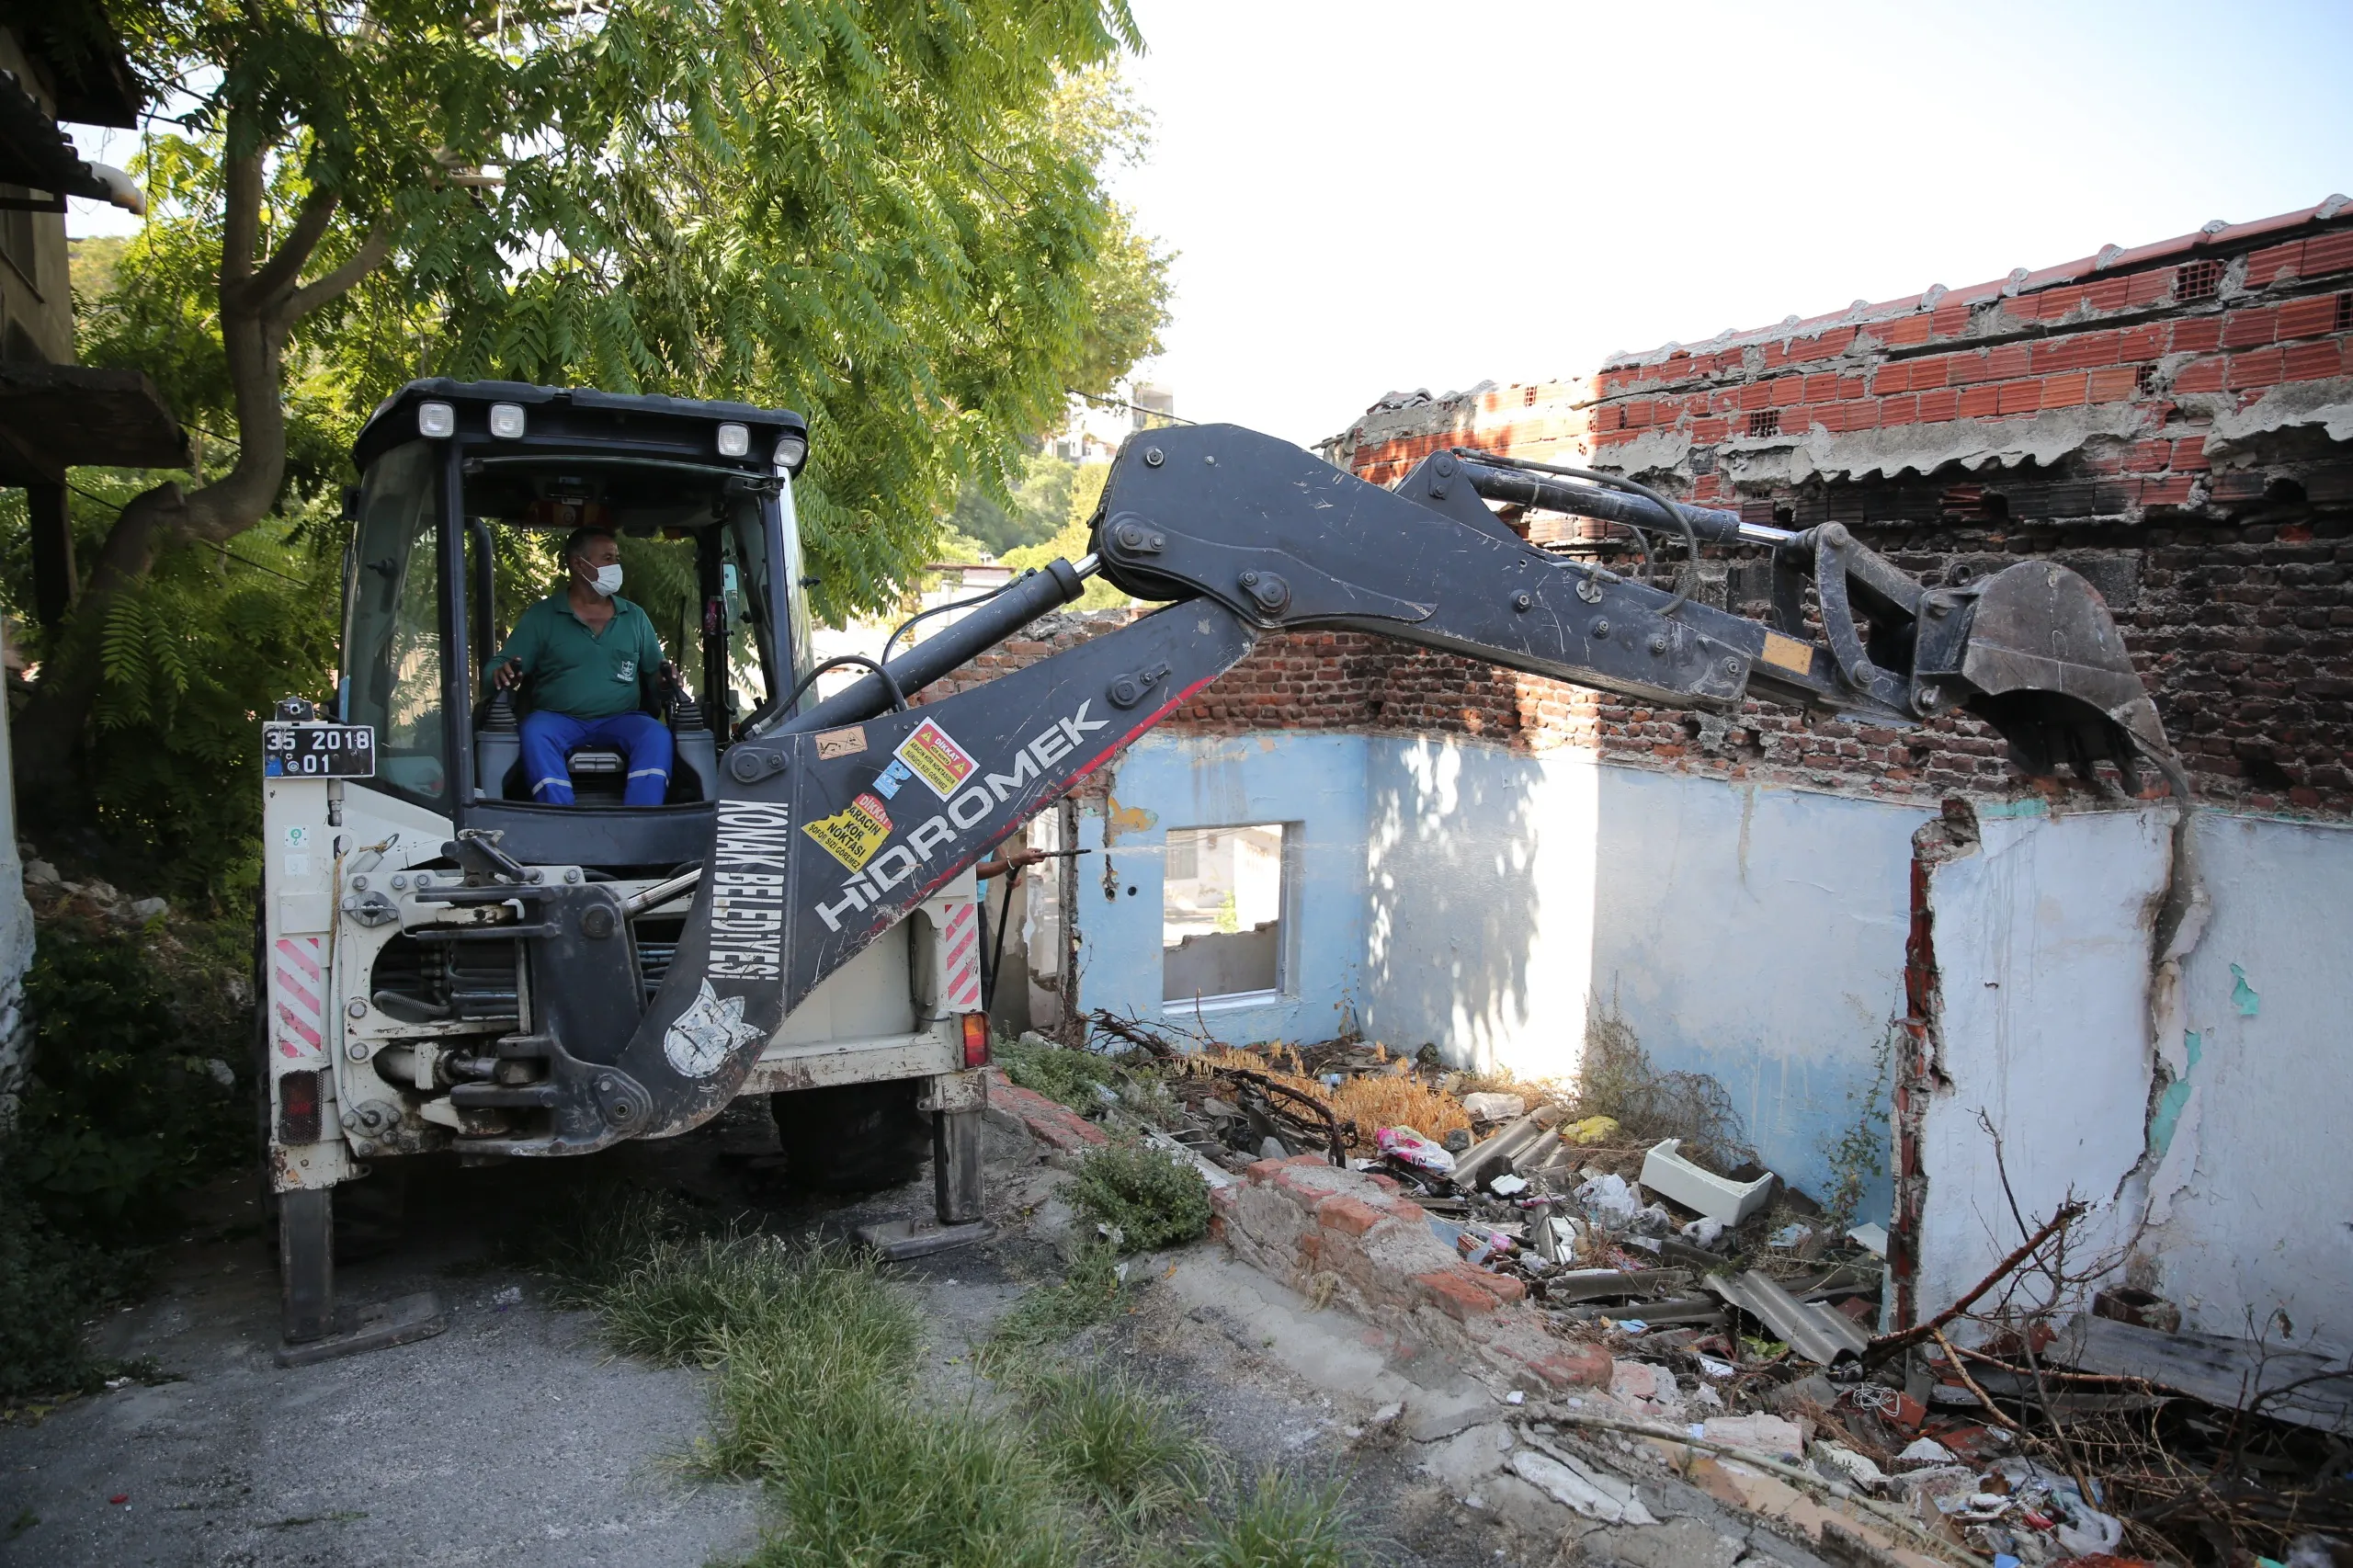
[13,131,388,807]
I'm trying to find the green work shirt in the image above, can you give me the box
[491,593,664,720]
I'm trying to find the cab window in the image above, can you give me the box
[344,442,449,802]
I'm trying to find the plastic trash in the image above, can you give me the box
[1769,1222,1813,1249]
[1680,1216,1727,1248]
[1897,1437,1957,1465]
[1377,1124,1456,1174]
[1563,1114,1621,1144]
[1576,1172,1640,1223]
[1461,1092,1528,1123]
[1487,1173,1529,1197]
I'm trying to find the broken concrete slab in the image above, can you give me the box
[1586,1514,1749,1568]
[1424,1420,1517,1493]
[1508,1440,1660,1524]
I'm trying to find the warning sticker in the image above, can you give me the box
[892,717,979,801]
[1760,631,1814,676]
[801,792,893,873]
[813,725,868,761]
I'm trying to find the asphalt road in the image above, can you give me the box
[0,1120,1522,1568]
[0,1157,762,1568]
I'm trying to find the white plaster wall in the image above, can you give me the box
[1586,767,1918,1208]
[2142,812,2353,1351]
[1365,739,1918,1207]
[1362,737,1597,1080]
[1915,805,2174,1324]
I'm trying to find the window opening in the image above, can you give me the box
[2335,291,2353,333]
[1747,409,1781,438]
[1163,824,1286,1004]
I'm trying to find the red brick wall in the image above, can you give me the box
[1316,201,2353,817]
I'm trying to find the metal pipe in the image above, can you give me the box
[776,556,1092,733]
[1460,460,1797,549]
[624,867,701,915]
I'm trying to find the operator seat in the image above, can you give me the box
[473,688,718,805]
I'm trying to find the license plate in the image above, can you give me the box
[264,722,377,778]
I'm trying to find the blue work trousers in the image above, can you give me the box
[519,710,673,806]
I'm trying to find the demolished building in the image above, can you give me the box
[935,199,2353,1360]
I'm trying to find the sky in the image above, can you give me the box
[70,2,2353,449]
[1101,0,2353,445]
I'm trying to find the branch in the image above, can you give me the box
[1863,1201,2086,1365]
[243,184,341,311]
[285,216,395,321]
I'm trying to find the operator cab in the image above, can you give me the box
[342,380,814,869]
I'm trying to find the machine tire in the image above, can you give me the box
[771,1081,932,1193]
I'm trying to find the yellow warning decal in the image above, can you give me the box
[893,717,979,801]
[1760,631,1814,675]
[801,791,892,872]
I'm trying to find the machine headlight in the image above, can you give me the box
[716,422,751,458]
[772,432,807,472]
[417,401,456,438]
[489,403,527,439]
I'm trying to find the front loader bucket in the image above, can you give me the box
[1958,560,2188,798]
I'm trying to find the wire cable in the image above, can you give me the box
[877,568,1031,667]
[60,479,313,585]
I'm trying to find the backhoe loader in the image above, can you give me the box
[256,379,2179,1357]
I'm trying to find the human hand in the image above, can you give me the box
[493,659,523,689]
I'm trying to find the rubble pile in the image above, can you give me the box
[1031,1017,2353,1568]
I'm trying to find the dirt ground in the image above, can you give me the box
[0,1115,1541,1568]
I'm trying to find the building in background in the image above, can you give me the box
[934,199,2353,1357]
[0,3,187,1104]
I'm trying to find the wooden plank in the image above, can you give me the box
[2052,1312,2353,1433]
[0,363,188,472]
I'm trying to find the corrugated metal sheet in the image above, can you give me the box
[1704,1269,1870,1366]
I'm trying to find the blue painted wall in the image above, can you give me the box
[1075,732,1370,1046]
[1084,729,1919,1219]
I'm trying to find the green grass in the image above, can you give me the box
[1186,1471,1355,1568]
[996,1036,1174,1122]
[1067,1145,1212,1255]
[984,1243,1130,1360]
[542,1196,1356,1566]
[1023,1366,1209,1528]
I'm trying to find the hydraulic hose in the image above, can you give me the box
[777,555,1093,734]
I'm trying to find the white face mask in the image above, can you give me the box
[586,562,623,597]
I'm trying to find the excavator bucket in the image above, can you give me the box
[1956,560,2186,799]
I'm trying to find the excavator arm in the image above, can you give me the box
[483,423,2181,1153]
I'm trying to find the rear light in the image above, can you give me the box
[278,1069,322,1142]
[960,1012,991,1069]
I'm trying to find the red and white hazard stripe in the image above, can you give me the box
[940,901,983,1012]
[272,935,327,1062]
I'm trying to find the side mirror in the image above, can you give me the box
[340,484,361,522]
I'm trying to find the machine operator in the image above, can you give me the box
[489,526,676,806]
